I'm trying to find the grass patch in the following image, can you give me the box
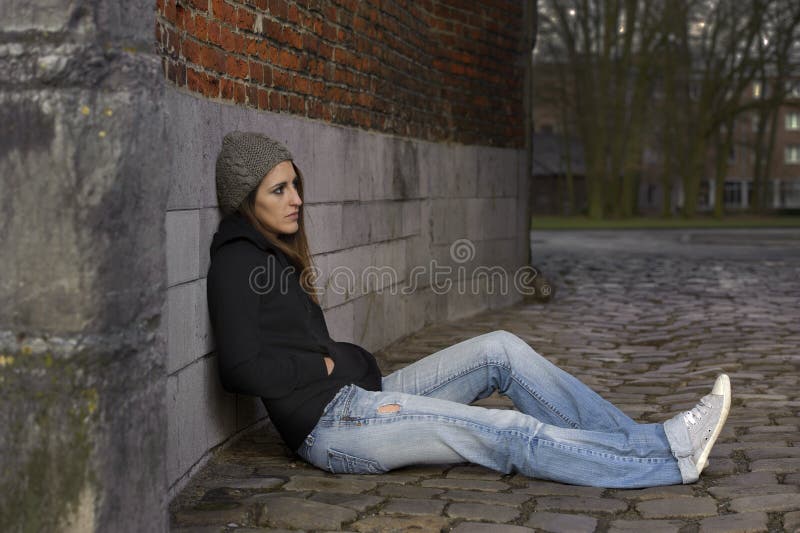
[531,214,800,230]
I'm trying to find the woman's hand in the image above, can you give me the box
[324,356,335,375]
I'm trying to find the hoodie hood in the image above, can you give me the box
[210,212,275,257]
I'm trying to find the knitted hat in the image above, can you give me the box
[215,131,294,214]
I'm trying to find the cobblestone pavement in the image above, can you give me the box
[171,228,800,532]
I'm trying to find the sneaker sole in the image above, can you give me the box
[696,374,731,473]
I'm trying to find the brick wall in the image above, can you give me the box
[156,0,525,147]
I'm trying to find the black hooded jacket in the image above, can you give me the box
[206,212,383,451]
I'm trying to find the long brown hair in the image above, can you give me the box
[238,162,321,306]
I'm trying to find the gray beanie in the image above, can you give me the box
[215,131,294,214]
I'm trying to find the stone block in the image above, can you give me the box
[608,519,684,533]
[452,524,534,533]
[166,209,200,286]
[446,502,520,522]
[728,493,800,513]
[699,512,768,533]
[199,207,221,274]
[305,202,343,254]
[257,496,357,530]
[381,497,446,516]
[636,496,718,518]
[167,278,212,373]
[525,511,598,532]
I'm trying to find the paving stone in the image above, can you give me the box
[711,472,777,486]
[703,458,738,476]
[636,496,718,518]
[447,465,505,480]
[707,483,798,499]
[745,447,800,460]
[441,489,530,507]
[525,511,598,532]
[535,496,627,514]
[749,458,800,473]
[785,473,800,485]
[784,510,800,531]
[729,493,800,513]
[283,475,377,494]
[513,481,604,497]
[256,497,357,529]
[451,523,535,533]
[350,515,450,532]
[446,502,520,523]
[376,484,443,498]
[308,492,384,512]
[171,527,227,533]
[611,485,694,500]
[172,503,253,527]
[203,477,285,490]
[607,519,684,533]
[380,497,446,516]
[421,478,510,492]
[699,512,768,533]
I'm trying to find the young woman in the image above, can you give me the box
[207,131,731,488]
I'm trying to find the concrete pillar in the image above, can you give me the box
[0,1,169,531]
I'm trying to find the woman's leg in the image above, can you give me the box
[381,330,636,431]
[297,384,684,489]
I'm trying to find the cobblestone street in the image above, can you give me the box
[171,228,800,532]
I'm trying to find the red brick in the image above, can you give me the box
[257,88,270,109]
[237,8,256,31]
[287,4,299,23]
[262,64,273,85]
[211,0,237,25]
[193,15,209,39]
[187,67,218,97]
[269,0,288,19]
[273,68,290,88]
[219,26,238,52]
[269,90,280,108]
[220,77,235,99]
[294,75,310,94]
[246,84,258,106]
[233,81,246,103]
[284,27,302,48]
[289,94,304,113]
[207,21,221,43]
[277,48,300,70]
[187,0,208,10]
[249,60,265,83]
[225,55,249,78]
[263,19,282,39]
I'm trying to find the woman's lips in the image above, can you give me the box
[287,212,299,219]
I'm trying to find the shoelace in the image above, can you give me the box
[683,398,711,426]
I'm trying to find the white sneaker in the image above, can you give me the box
[680,374,732,474]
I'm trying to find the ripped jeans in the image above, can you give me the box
[296,330,688,488]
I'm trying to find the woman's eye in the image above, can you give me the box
[274,187,283,194]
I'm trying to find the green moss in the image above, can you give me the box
[0,350,99,533]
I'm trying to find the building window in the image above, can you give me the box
[787,113,800,131]
[753,82,762,98]
[723,181,742,207]
[752,114,759,132]
[787,81,800,99]
[785,145,800,164]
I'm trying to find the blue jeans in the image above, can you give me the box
[296,330,687,488]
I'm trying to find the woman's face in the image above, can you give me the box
[253,160,303,239]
